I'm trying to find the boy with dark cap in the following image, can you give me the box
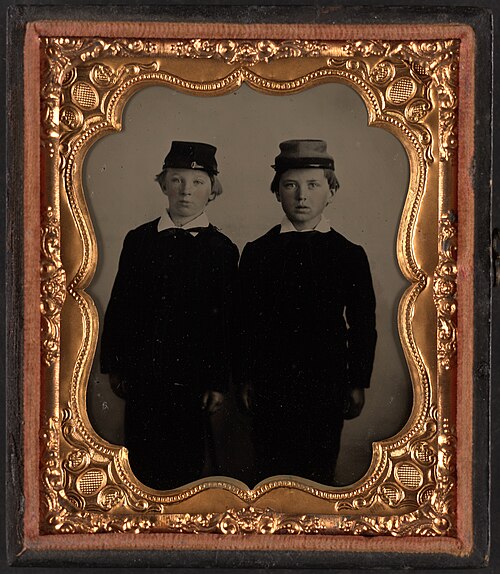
[100,141,239,490]
[239,139,377,485]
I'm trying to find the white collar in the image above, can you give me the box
[279,215,331,234]
[157,210,210,232]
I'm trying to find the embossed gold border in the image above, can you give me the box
[22,20,476,556]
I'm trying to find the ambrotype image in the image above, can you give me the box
[85,83,411,490]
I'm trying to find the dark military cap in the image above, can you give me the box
[272,139,335,171]
[162,141,219,175]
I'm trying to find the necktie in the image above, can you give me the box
[159,226,209,237]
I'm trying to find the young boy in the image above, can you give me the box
[239,139,377,485]
[100,141,239,490]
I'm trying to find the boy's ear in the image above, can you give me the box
[207,190,217,203]
[326,188,336,206]
[275,191,282,203]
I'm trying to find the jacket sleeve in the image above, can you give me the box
[201,241,240,393]
[100,231,139,375]
[344,245,377,389]
[236,242,260,388]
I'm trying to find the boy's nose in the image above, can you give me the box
[180,183,192,195]
[296,186,307,200]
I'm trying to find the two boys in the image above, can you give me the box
[101,139,376,490]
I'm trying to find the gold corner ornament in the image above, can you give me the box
[343,40,459,162]
[433,211,458,371]
[41,207,66,366]
[42,413,157,534]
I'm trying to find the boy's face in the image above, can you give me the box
[162,168,215,225]
[276,168,333,230]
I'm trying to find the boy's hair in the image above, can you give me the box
[155,168,223,199]
[270,168,340,195]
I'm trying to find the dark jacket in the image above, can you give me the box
[101,218,239,394]
[239,225,377,398]
[99,218,239,489]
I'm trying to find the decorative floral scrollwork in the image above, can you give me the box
[48,38,159,63]
[159,507,324,534]
[42,416,156,533]
[171,39,330,65]
[89,63,117,87]
[343,40,392,58]
[41,207,66,366]
[433,211,458,371]
[337,502,453,536]
[41,417,64,523]
[64,448,91,472]
[97,486,126,511]
[51,509,156,534]
[432,419,456,534]
[369,60,396,85]
[343,40,459,161]
[405,98,432,123]
[397,42,459,162]
[158,500,456,536]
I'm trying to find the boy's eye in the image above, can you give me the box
[283,182,297,190]
[308,181,320,188]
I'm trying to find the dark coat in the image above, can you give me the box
[100,218,239,489]
[238,225,377,484]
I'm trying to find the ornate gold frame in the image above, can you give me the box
[23,20,477,555]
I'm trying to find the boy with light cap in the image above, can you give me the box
[239,139,377,485]
[100,141,239,490]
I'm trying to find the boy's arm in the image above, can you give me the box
[100,231,138,380]
[236,243,260,409]
[344,245,377,391]
[202,241,240,395]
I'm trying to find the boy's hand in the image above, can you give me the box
[240,383,254,412]
[343,387,365,420]
[109,373,127,399]
[202,390,224,414]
